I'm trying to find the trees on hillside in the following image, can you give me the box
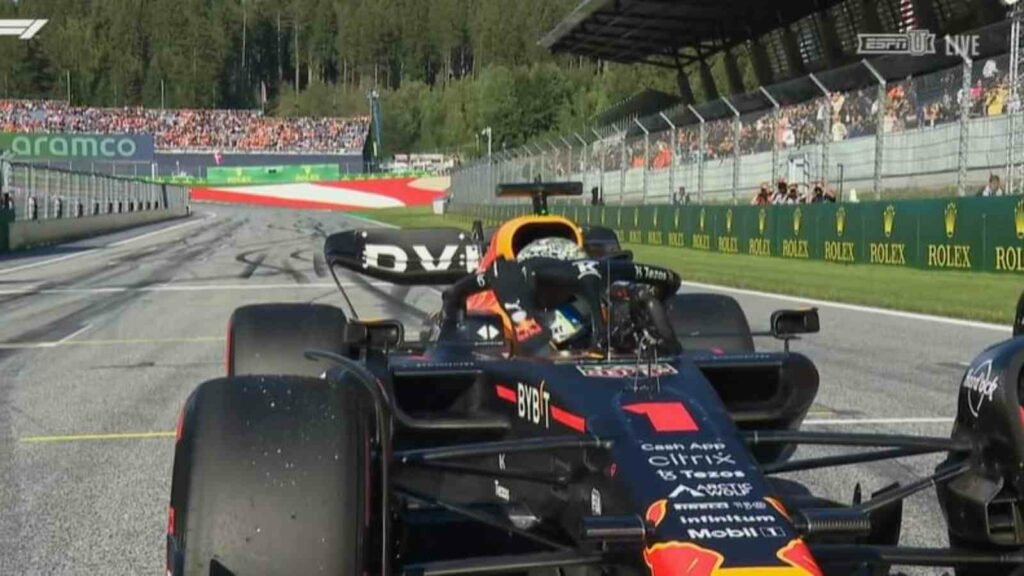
[0,0,680,156]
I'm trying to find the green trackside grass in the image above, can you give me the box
[357,206,1021,324]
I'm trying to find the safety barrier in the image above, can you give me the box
[6,205,189,251]
[2,159,190,222]
[451,196,1024,274]
[0,158,190,253]
[0,207,11,252]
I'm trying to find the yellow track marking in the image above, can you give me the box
[20,431,175,443]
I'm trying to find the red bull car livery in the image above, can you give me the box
[166,183,1024,575]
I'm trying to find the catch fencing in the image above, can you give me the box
[0,158,189,222]
[451,54,1017,205]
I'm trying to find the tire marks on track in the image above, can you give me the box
[234,248,310,284]
[0,218,229,309]
[279,258,309,284]
[0,219,244,357]
[236,251,267,279]
[0,218,243,568]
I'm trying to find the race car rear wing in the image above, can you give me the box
[324,228,479,286]
[497,181,582,214]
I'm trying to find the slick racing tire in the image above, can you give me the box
[664,293,755,354]
[167,376,373,576]
[227,303,347,376]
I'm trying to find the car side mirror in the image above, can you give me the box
[771,308,820,337]
[344,320,404,349]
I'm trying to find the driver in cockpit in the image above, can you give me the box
[514,237,593,348]
[466,235,592,350]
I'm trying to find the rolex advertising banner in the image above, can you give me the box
[206,164,341,185]
[989,199,1024,272]
[456,196,1024,275]
[821,204,863,264]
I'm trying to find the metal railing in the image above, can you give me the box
[451,52,1017,206]
[0,157,189,221]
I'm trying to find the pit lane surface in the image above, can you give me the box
[0,204,1006,574]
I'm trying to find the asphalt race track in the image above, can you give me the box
[0,204,1011,575]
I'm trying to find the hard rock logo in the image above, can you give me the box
[836,206,846,237]
[964,359,998,418]
[725,209,733,234]
[1016,199,1024,240]
[793,207,802,236]
[645,500,667,528]
[944,202,957,239]
[699,207,706,232]
[883,205,896,238]
[758,208,767,235]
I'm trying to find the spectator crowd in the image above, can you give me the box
[0,99,370,153]
[749,179,838,205]
[555,56,1013,177]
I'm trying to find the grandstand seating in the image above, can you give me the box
[0,100,369,153]
[565,54,1010,176]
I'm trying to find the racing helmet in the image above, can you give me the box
[516,236,587,263]
[516,237,590,346]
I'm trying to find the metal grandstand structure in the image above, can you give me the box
[449,0,1022,205]
[540,0,1005,103]
[1008,4,1024,194]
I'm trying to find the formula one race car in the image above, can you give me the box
[167,183,1024,575]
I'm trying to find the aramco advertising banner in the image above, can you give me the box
[454,196,1024,274]
[0,132,155,162]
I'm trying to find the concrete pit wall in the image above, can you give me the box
[6,206,189,252]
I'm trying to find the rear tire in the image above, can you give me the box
[227,303,347,376]
[168,376,373,576]
[664,293,754,354]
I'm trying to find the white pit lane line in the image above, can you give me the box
[55,323,92,345]
[1,323,94,349]
[679,280,1010,333]
[105,213,215,247]
[802,417,954,426]
[0,281,394,295]
[0,213,215,277]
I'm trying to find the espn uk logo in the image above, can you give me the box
[0,19,48,40]
[857,29,980,58]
